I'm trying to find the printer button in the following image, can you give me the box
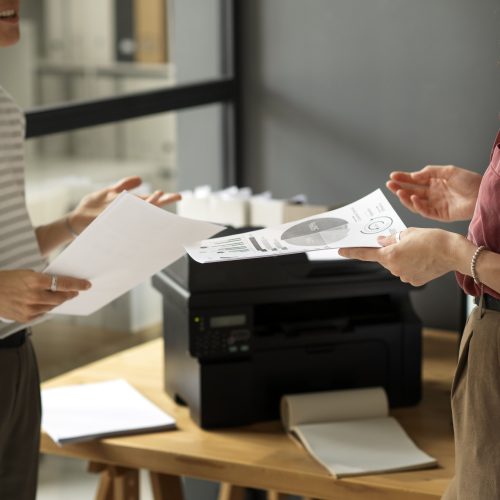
[231,329,251,342]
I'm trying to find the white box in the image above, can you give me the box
[250,199,329,227]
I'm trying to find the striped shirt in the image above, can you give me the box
[0,86,45,337]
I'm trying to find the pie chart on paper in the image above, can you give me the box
[281,218,350,247]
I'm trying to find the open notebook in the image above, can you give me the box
[42,379,176,446]
[281,387,437,478]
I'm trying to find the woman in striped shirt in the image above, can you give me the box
[0,3,180,498]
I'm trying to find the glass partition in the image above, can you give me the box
[1,0,229,109]
[1,0,238,336]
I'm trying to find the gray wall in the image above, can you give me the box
[172,0,225,191]
[171,4,225,498]
[242,0,500,330]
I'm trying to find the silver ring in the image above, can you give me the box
[50,275,58,292]
[395,231,402,243]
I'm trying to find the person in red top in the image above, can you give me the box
[340,130,500,499]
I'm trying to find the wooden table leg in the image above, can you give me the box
[149,471,184,500]
[88,462,139,500]
[89,463,114,500]
[113,468,139,500]
[218,483,246,500]
[266,491,287,500]
[95,468,114,500]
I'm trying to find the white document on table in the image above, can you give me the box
[42,379,176,446]
[185,189,406,263]
[44,192,223,315]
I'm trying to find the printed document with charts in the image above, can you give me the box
[185,189,406,263]
[42,379,176,446]
[281,387,437,478]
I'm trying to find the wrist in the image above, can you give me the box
[66,211,87,236]
[64,214,79,238]
[448,233,477,275]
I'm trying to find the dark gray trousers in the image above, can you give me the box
[0,339,41,500]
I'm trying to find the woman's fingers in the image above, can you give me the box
[146,190,163,204]
[158,192,182,205]
[40,274,91,292]
[410,195,440,220]
[394,190,420,213]
[390,171,430,186]
[38,290,80,306]
[110,176,143,193]
[389,171,416,183]
[0,270,91,323]
[138,191,182,206]
[387,179,436,218]
[386,181,428,198]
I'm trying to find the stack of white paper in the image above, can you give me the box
[42,379,176,446]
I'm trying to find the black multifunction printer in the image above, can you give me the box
[152,232,422,429]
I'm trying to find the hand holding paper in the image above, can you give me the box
[185,189,406,263]
[44,192,223,316]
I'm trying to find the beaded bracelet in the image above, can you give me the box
[471,245,486,286]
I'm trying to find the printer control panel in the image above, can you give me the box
[190,310,252,359]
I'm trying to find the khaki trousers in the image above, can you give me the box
[442,301,500,500]
[0,339,41,500]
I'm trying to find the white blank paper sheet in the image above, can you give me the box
[44,192,223,315]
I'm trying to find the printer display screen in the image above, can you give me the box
[210,314,247,328]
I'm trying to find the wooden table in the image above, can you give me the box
[40,329,457,500]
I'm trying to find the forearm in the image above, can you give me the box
[448,233,500,295]
[35,215,75,257]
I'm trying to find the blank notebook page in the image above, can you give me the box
[281,387,437,478]
[295,416,437,477]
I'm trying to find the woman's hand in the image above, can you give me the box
[0,270,91,323]
[67,176,181,235]
[338,228,467,286]
[386,165,482,222]
[36,176,182,256]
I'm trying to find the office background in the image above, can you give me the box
[13,0,500,332]
[0,1,499,499]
